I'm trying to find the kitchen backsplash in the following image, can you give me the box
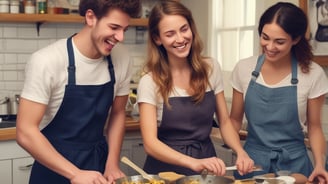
[1,22,328,140]
[0,22,147,102]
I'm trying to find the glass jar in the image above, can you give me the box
[0,0,9,13]
[24,0,35,14]
[36,0,46,14]
[10,0,19,13]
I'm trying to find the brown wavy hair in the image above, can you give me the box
[79,0,141,19]
[144,0,211,107]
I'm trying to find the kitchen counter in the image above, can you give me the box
[0,115,140,141]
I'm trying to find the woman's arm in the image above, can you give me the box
[307,95,328,183]
[230,89,245,132]
[216,91,253,175]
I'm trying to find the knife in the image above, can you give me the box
[226,165,263,171]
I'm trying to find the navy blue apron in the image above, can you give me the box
[29,35,116,184]
[234,55,313,179]
[143,91,217,175]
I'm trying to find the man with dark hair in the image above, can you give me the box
[16,1,141,183]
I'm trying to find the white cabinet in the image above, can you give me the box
[0,159,12,184]
[13,157,34,184]
[0,140,33,184]
[120,131,147,176]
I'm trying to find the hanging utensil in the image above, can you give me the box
[120,156,153,181]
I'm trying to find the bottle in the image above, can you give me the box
[36,0,46,14]
[24,0,35,14]
[10,0,20,13]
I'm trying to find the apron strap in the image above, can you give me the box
[67,35,76,85]
[106,55,116,84]
[66,34,116,85]
[251,54,298,85]
[291,55,298,85]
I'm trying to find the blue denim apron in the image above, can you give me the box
[143,91,217,175]
[234,55,313,179]
[29,35,116,184]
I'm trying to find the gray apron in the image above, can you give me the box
[29,35,116,184]
[234,55,313,179]
[143,91,217,175]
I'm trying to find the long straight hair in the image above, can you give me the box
[144,0,211,106]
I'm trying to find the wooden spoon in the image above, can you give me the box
[158,171,185,182]
[120,156,153,181]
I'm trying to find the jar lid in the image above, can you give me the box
[0,0,9,4]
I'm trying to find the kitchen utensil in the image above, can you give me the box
[0,97,10,116]
[226,165,263,171]
[253,176,286,184]
[121,156,153,181]
[115,175,168,184]
[175,175,234,184]
[158,171,185,182]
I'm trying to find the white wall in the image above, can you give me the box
[0,22,147,103]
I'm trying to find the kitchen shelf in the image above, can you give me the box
[0,13,148,26]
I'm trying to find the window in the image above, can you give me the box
[209,0,264,71]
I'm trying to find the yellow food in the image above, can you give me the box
[234,180,254,184]
[120,179,166,184]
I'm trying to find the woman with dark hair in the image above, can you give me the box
[137,0,254,176]
[230,2,328,182]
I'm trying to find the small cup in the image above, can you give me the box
[276,170,291,176]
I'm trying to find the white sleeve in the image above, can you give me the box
[209,59,224,94]
[111,43,132,96]
[308,63,328,99]
[231,61,244,93]
[137,74,158,105]
[21,52,55,105]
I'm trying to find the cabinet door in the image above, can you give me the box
[12,157,34,184]
[0,159,12,184]
[120,141,132,176]
[130,139,147,175]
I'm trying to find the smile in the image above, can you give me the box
[173,42,187,49]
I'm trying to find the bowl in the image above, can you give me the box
[115,175,169,184]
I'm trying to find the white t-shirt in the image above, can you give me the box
[231,55,328,129]
[137,58,224,124]
[21,38,132,129]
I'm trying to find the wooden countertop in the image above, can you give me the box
[0,116,140,141]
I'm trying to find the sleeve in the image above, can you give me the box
[308,63,328,99]
[210,59,224,94]
[20,51,55,105]
[111,43,132,96]
[137,74,158,105]
[230,61,244,93]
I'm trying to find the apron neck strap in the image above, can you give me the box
[251,54,298,85]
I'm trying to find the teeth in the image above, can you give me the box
[106,39,115,46]
[175,44,186,49]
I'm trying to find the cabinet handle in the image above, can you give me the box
[18,164,33,171]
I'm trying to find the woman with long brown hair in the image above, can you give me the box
[137,0,254,176]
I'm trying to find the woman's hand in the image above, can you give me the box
[308,166,328,184]
[235,151,255,176]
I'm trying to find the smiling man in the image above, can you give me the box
[16,1,141,184]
